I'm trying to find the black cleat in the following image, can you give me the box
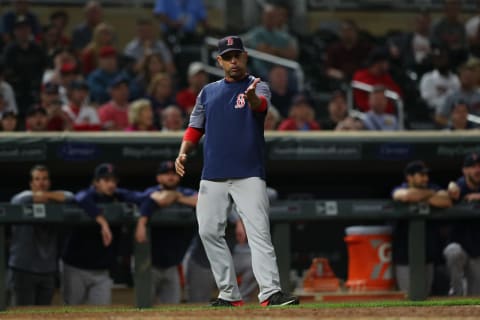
[261,291,300,306]
[210,298,245,307]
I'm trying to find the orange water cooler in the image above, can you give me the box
[344,226,395,291]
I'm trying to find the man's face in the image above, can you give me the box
[162,108,184,131]
[30,169,50,192]
[13,24,31,42]
[137,23,153,40]
[1,116,17,131]
[156,171,180,190]
[369,91,388,113]
[27,112,48,131]
[99,56,117,73]
[70,88,88,106]
[41,92,60,108]
[94,177,117,196]
[464,163,480,186]
[110,83,129,103]
[407,172,429,188]
[216,51,248,81]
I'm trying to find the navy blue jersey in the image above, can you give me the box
[62,186,144,270]
[451,176,480,257]
[390,182,441,264]
[189,75,269,180]
[456,176,480,199]
[141,185,197,268]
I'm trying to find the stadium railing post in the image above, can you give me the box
[408,217,427,301]
[134,223,152,308]
[0,225,5,311]
[273,223,292,293]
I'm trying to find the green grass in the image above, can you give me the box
[2,298,480,314]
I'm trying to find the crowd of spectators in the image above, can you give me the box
[1,0,480,133]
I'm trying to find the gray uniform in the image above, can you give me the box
[189,76,282,303]
[185,205,260,302]
[8,190,74,306]
[443,243,480,295]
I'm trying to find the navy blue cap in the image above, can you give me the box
[217,36,245,56]
[404,160,429,176]
[26,106,47,117]
[94,163,117,180]
[1,111,17,119]
[157,160,175,174]
[109,74,129,88]
[42,82,59,94]
[464,152,480,167]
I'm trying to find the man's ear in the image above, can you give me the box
[216,55,223,68]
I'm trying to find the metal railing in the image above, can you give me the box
[349,80,405,130]
[2,199,478,309]
[202,36,305,91]
[467,114,480,125]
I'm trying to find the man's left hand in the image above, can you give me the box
[245,78,261,108]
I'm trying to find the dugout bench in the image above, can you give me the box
[1,200,479,310]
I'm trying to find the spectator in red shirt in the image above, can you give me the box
[25,107,49,131]
[62,79,101,131]
[98,75,130,130]
[40,82,69,131]
[278,95,321,131]
[352,47,402,114]
[176,62,208,115]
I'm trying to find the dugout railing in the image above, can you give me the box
[1,200,480,310]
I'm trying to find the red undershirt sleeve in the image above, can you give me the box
[254,96,268,113]
[183,126,204,144]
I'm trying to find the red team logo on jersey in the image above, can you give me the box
[235,93,246,109]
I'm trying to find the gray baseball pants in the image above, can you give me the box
[196,177,281,302]
[443,242,480,295]
[185,257,216,302]
[62,262,112,305]
[151,265,181,304]
[185,248,256,302]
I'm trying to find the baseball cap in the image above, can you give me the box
[404,160,430,176]
[109,74,129,88]
[60,62,77,74]
[157,160,175,174]
[1,111,17,120]
[463,152,480,167]
[217,36,245,56]
[26,106,48,117]
[366,47,389,66]
[42,82,59,94]
[94,163,117,180]
[99,46,117,58]
[188,62,206,77]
